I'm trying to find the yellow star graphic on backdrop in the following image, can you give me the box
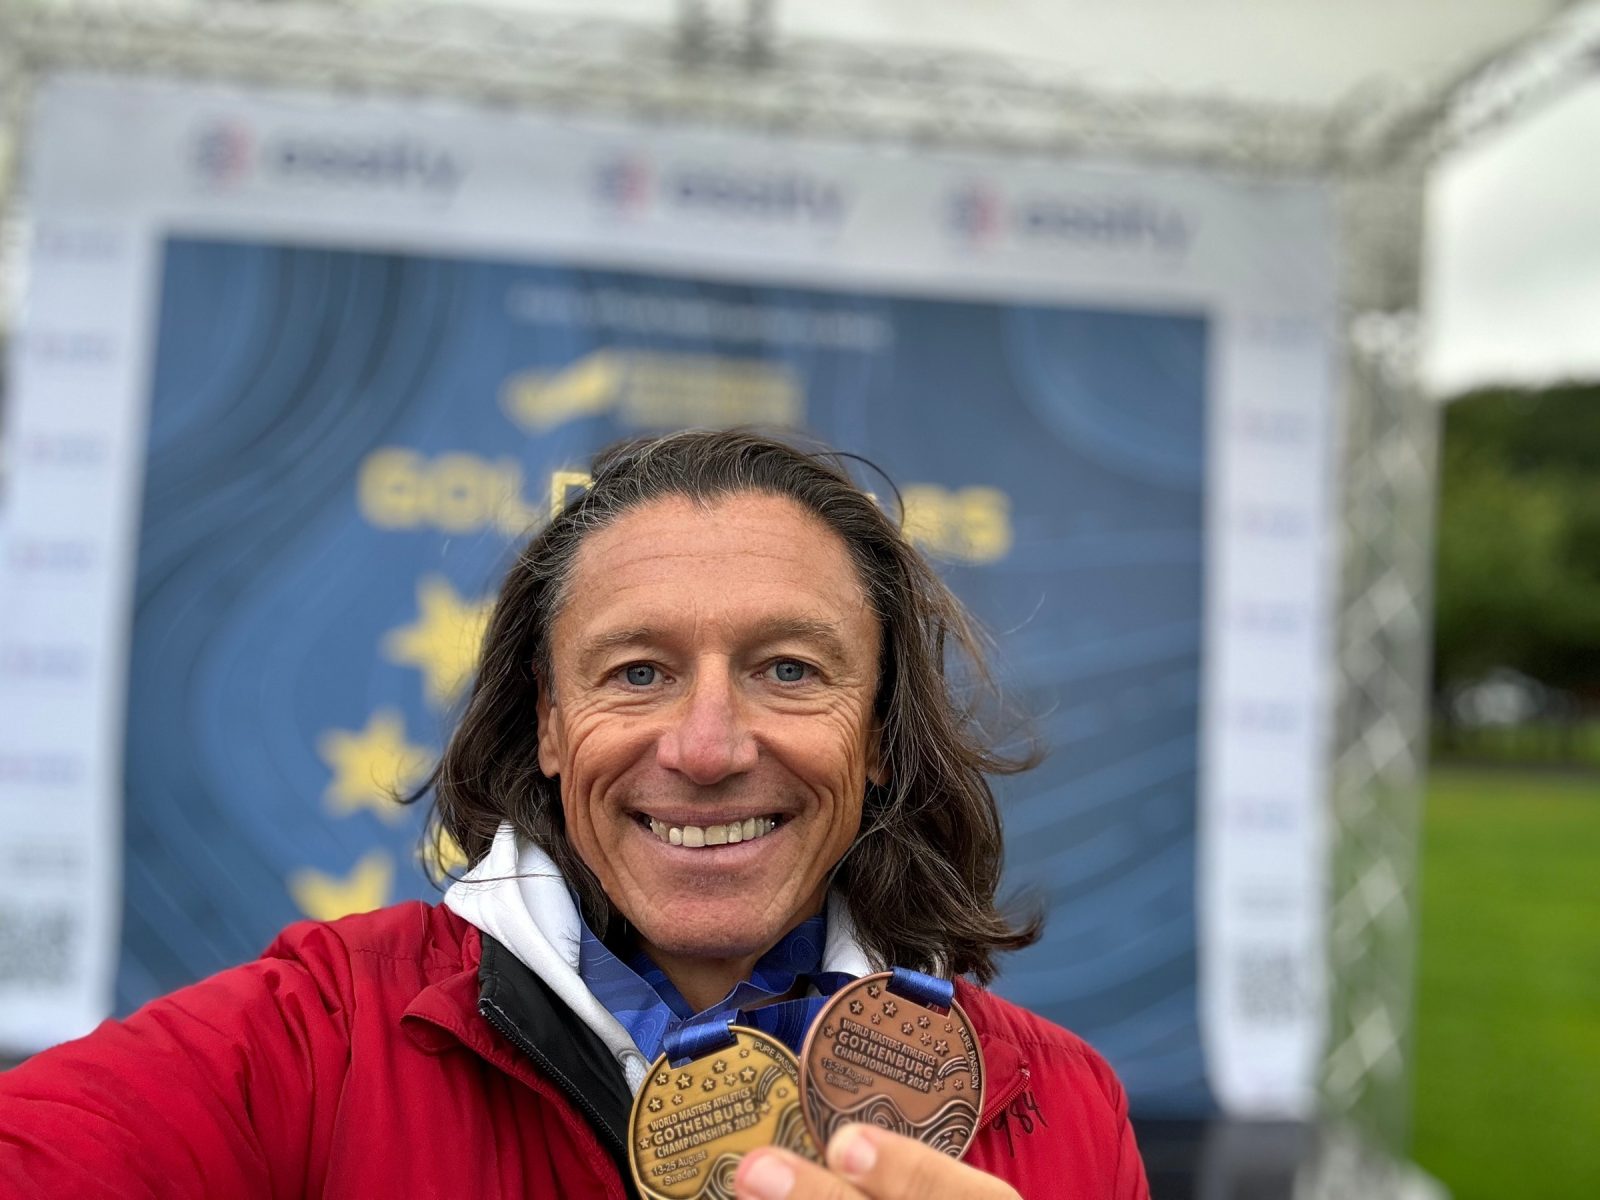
[288,850,394,922]
[317,709,431,823]
[383,576,492,707]
[419,829,469,877]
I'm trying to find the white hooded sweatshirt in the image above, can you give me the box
[443,822,874,1092]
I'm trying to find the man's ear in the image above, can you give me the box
[866,722,889,789]
[535,673,562,778]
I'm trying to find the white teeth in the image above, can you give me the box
[645,816,779,848]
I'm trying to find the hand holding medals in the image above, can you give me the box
[629,968,992,1199]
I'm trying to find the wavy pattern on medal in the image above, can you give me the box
[936,1055,970,1081]
[771,1103,818,1161]
[810,1093,979,1158]
[755,1065,788,1102]
[696,1153,742,1200]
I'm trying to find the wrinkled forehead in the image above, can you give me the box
[547,491,881,666]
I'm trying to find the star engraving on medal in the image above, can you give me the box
[920,1034,933,1047]
[739,1066,757,1084]
[739,1049,751,1058]
[647,1096,663,1112]
[917,1015,931,1029]
[882,1001,898,1017]
[848,1000,863,1015]
[671,1094,683,1106]
[934,1040,949,1055]
[724,1075,737,1087]
[944,1021,954,1032]
[702,1078,717,1092]
[901,1021,915,1035]
[822,1023,835,1037]
[776,1086,789,1098]
[675,1073,694,1090]
[935,1081,945,1092]
[638,1136,652,1150]
[870,1013,881,1024]
[713,1059,727,1073]
[655,1071,670,1086]
[867,984,881,998]
[954,1080,964,1091]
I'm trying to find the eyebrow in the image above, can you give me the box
[573,616,858,673]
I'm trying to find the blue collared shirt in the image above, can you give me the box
[576,913,846,1064]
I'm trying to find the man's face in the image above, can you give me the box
[537,493,883,965]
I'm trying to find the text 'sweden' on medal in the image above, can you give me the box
[799,969,986,1159]
[629,1023,819,1200]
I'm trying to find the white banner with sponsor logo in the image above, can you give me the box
[1,73,1335,1117]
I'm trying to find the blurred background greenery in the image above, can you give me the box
[1412,384,1600,1199]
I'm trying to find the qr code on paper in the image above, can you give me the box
[1234,947,1301,1025]
[0,906,75,987]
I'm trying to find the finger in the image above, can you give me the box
[734,1146,861,1200]
[823,1125,1020,1199]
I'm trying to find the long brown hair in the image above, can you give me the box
[418,429,1040,983]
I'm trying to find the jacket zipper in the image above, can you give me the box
[981,1063,1032,1130]
[479,996,627,1159]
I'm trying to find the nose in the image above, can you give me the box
[656,663,758,785]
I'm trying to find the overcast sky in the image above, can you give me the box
[1425,75,1600,397]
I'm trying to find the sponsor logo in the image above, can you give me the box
[592,154,653,214]
[1229,602,1306,635]
[192,120,463,196]
[946,180,1192,256]
[1236,505,1309,539]
[593,154,848,226]
[6,540,96,574]
[1230,700,1300,734]
[17,330,114,367]
[0,644,89,681]
[193,120,255,187]
[1224,795,1300,831]
[945,183,1005,246]
[17,433,108,468]
[0,754,83,787]
[32,226,125,262]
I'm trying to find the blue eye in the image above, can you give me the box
[624,664,657,686]
[771,660,806,683]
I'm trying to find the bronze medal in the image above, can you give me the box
[628,1024,819,1200]
[798,971,986,1159]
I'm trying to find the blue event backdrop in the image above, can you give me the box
[123,236,1209,1113]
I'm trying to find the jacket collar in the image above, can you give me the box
[401,924,638,1194]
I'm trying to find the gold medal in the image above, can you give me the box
[798,971,986,1159]
[628,1024,819,1199]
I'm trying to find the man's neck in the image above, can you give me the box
[646,947,767,1013]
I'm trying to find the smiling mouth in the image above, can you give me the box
[637,814,784,848]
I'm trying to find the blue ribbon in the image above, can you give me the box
[664,974,852,1065]
[665,1015,739,1066]
[888,966,954,1012]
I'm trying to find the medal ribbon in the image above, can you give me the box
[580,913,850,1065]
[663,974,853,1066]
[887,965,955,1012]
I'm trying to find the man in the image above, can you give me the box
[0,430,1148,1198]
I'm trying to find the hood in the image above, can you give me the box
[443,822,873,1092]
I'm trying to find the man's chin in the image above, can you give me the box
[628,909,790,967]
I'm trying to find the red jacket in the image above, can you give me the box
[0,902,1148,1198]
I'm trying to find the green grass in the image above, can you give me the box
[1410,767,1600,1199]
